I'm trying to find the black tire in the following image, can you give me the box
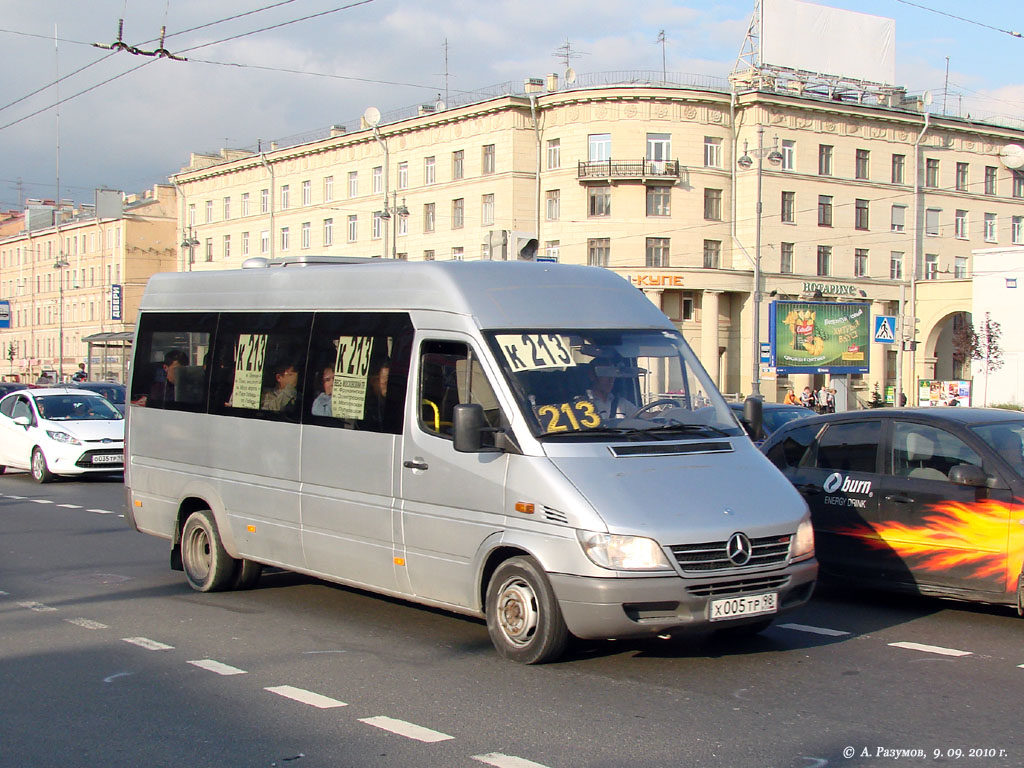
[231,559,263,590]
[181,510,236,592]
[713,618,774,639]
[31,448,54,484]
[486,556,568,664]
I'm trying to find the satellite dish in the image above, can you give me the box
[921,90,934,106]
[362,106,381,127]
[434,99,446,112]
[999,144,1024,170]
[565,67,577,84]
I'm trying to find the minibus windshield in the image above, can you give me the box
[486,329,743,440]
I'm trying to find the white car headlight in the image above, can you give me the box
[790,515,815,562]
[577,530,674,571]
[45,430,81,446]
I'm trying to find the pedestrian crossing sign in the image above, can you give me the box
[874,315,896,344]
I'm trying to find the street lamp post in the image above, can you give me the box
[54,254,69,382]
[737,126,782,397]
[180,228,199,271]
[390,191,409,259]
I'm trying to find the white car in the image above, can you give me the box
[0,388,125,482]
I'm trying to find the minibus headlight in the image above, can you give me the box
[790,515,815,562]
[576,531,674,571]
[46,430,81,446]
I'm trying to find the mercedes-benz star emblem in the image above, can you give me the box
[726,532,753,566]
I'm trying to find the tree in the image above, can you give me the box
[951,313,979,380]
[976,312,1004,406]
[5,342,13,379]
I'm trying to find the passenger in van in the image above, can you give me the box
[586,357,636,420]
[147,349,189,407]
[261,358,299,412]
[363,357,391,429]
[311,365,335,416]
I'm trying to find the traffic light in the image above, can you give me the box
[515,233,538,261]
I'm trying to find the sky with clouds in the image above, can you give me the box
[2,0,1023,209]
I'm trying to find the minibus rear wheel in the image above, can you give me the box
[486,557,568,664]
[181,510,236,592]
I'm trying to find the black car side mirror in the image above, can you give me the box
[742,396,764,442]
[948,464,988,487]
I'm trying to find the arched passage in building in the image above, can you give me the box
[926,311,972,381]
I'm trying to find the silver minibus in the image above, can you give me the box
[125,258,816,663]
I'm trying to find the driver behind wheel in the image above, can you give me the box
[586,356,637,420]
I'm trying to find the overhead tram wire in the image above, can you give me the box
[892,0,1022,38]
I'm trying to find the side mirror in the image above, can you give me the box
[453,403,502,453]
[13,415,31,428]
[948,464,988,487]
[742,396,764,442]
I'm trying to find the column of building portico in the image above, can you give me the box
[700,290,722,390]
[869,300,889,400]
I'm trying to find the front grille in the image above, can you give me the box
[670,534,792,573]
[686,574,790,598]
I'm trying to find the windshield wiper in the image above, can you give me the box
[537,424,735,440]
[640,423,735,437]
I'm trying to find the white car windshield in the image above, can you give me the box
[36,395,123,421]
[486,329,742,439]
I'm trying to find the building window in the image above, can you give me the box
[647,186,670,217]
[955,255,968,279]
[891,204,906,232]
[985,166,997,195]
[925,208,941,236]
[955,162,968,192]
[397,212,408,236]
[452,150,464,180]
[646,237,670,267]
[302,180,311,206]
[587,238,610,267]
[348,171,358,197]
[260,230,270,254]
[891,154,905,184]
[818,195,833,227]
[890,251,903,280]
[703,239,721,269]
[818,144,833,176]
[588,185,611,217]
[280,227,290,251]
[424,250,435,261]
[854,248,868,277]
[397,162,408,190]
[205,200,213,223]
[188,203,196,226]
[1014,171,1024,198]
[241,193,250,217]
[545,240,560,261]
[781,191,795,223]
[323,218,333,246]
[925,159,939,188]
[589,133,611,162]
[704,188,722,220]
[347,215,357,242]
[281,185,290,210]
[223,234,231,260]
[984,212,997,242]
[545,189,560,221]
[924,253,938,280]
[301,221,311,249]
[372,167,382,194]
[451,247,464,261]
[1013,215,1024,244]
[781,139,795,171]
[482,144,495,174]
[481,194,494,226]
[855,149,870,180]
[324,176,334,201]
[648,133,672,162]
[372,212,383,240]
[780,242,794,273]
[854,199,869,230]
[693,136,719,169]
[241,231,250,256]
[547,139,560,169]
[955,209,968,239]
[424,157,435,185]
[816,245,831,276]
[452,198,464,229]
[204,238,213,261]
[223,197,231,220]
[424,203,435,232]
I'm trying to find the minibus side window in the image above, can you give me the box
[208,312,313,423]
[419,341,501,441]
[130,312,217,413]
[304,312,413,435]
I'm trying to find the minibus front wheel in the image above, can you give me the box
[486,557,568,664]
[181,510,237,592]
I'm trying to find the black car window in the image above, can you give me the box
[890,422,982,481]
[813,420,880,474]
[765,423,819,470]
[971,422,1024,477]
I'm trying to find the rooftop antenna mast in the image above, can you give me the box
[553,39,585,73]
[442,38,450,107]
[656,30,667,81]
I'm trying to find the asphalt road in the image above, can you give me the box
[0,472,1020,768]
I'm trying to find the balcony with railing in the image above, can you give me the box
[577,158,682,182]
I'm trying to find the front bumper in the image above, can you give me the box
[549,558,817,640]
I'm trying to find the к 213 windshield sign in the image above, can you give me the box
[770,300,870,374]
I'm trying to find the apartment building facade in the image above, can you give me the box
[172,77,1024,401]
[0,185,177,382]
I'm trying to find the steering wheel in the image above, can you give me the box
[632,398,687,419]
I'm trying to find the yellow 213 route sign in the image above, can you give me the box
[535,400,602,432]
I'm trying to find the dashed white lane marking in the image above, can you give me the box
[0,590,8,595]
[88,508,115,514]
[473,753,552,768]
[30,499,54,505]
[57,504,82,509]
[358,716,453,743]
[264,685,347,709]
[778,623,851,637]
[889,641,972,657]
[122,637,174,651]
[17,601,56,612]
[188,659,247,676]
[66,618,107,629]
[5,495,25,499]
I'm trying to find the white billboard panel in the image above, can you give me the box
[761,0,895,85]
